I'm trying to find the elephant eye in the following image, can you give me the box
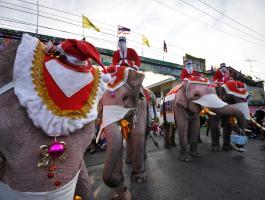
[123,96,128,102]
[194,93,199,97]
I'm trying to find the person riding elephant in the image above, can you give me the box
[0,34,111,200]
[112,36,141,70]
[180,60,203,81]
[213,63,231,85]
[162,75,247,162]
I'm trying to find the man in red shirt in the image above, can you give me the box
[112,36,141,70]
[213,63,230,84]
[180,60,202,81]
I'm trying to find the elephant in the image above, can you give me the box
[0,34,110,199]
[209,80,251,151]
[98,65,146,198]
[162,76,247,162]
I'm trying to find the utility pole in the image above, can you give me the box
[36,0,39,34]
[243,58,256,77]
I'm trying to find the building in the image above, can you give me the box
[1,27,264,108]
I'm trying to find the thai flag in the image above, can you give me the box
[118,25,131,34]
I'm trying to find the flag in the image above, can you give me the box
[118,25,130,34]
[82,15,100,32]
[163,40,167,53]
[142,35,150,47]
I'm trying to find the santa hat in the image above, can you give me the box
[184,75,210,85]
[220,63,226,68]
[56,39,110,82]
[222,80,249,98]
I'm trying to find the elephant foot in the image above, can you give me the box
[223,144,234,151]
[190,151,201,158]
[179,153,192,162]
[131,171,147,183]
[111,186,131,200]
[212,146,222,152]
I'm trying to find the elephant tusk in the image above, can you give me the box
[250,117,265,131]
[244,129,252,133]
[200,107,216,116]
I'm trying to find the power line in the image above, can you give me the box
[177,0,265,44]
[196,0,265,39]
[153,0,265,48]
[0,0,205,55]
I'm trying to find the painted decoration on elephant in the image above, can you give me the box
[106,65,129,92]
[13,34,107,136]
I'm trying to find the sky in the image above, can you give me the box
[0,0,265,85]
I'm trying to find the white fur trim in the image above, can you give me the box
[13,34,107,137]
[96,105,135,143]
[222,84,249,98]
[192,94,227,108]
[106,67,129,92]
[57,44,88,66]
[165,93,175,102]
[45,59,93,97]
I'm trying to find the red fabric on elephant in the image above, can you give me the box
[106,65,129,92]
[222,80,249,98]
[43,56,97,110]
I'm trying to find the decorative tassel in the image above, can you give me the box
[120,119,130,140]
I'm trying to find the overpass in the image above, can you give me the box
[0,27,187,80]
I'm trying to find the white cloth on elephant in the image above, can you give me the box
[192,94,227,108]
[230,102,250,120]
[96,105,135,143]
[0,170,80,200]
[45,59,94,97]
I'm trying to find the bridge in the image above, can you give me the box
[0,27,189,80]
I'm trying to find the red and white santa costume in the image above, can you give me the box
[180,61,202,81]
[112,36,141,70]
[213,67,230,84]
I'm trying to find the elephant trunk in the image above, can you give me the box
[211,105,247,129]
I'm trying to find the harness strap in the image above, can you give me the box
[0,81,14,96]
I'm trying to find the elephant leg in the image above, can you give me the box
[175,106,191,162]
[163,123,171,149]
[169,125,177,147]
[103,123,124,188]
[209,115,222,151]
[125,137,132,164]
[75,160,94,200]
[189,114,201,158]
[222,116,234,151]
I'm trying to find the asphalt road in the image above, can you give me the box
[84,129,265,200]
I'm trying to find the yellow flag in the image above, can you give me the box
[82,15,100,32]
[142,35,150,47]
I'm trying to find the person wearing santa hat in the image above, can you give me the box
[112,36,141,70]
[180,60,202,81]
[213,63,231,85]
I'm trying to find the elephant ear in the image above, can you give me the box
[127,69,145,88]
[175,82,188,109]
